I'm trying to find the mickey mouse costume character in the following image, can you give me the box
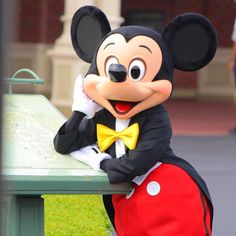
[54,6,217,236]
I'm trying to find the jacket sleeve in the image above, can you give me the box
[101,110,172,184]
[53,111,97,154]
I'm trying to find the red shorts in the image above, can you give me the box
[112,164,211,236]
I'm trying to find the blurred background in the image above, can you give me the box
[2,0,236,235]
[4,0,236,108]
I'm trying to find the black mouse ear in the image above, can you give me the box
[71,6,111,63]
[162,13,217,71]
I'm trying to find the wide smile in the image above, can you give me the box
[109,100,139,115]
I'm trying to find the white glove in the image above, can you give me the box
[70,144,112,172]
[72,75,103,118]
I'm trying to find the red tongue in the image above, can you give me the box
[115,102,132,113]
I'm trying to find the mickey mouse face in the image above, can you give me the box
[71,6,217,119]
[83,32,172,119]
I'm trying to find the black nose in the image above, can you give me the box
[108,64,127,83]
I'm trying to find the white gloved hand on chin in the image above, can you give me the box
[72,75,103,119]
[70,144,111,172]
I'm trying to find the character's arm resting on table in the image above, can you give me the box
[53,111,96,154]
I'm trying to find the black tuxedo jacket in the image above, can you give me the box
[54,105,173,183]
[53,104,213,229]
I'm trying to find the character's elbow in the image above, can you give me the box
[54,144,68,155]
[53,137,70,155]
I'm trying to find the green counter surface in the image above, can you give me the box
[2,94,132,195]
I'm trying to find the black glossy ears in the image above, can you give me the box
[71,6,111,63]
[163,13,217,71]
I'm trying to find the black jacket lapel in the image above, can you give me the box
[130,112,146,130]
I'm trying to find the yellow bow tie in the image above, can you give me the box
[97,123,139,152]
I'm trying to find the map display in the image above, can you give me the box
[2,95,106,177]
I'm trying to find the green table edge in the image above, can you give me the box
[3,175,132,195]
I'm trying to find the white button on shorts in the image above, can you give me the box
[146,181,161,196]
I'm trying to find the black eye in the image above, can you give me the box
[129,59,145,81]
[130,66,140,79]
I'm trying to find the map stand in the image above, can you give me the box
[2,82,131,235]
